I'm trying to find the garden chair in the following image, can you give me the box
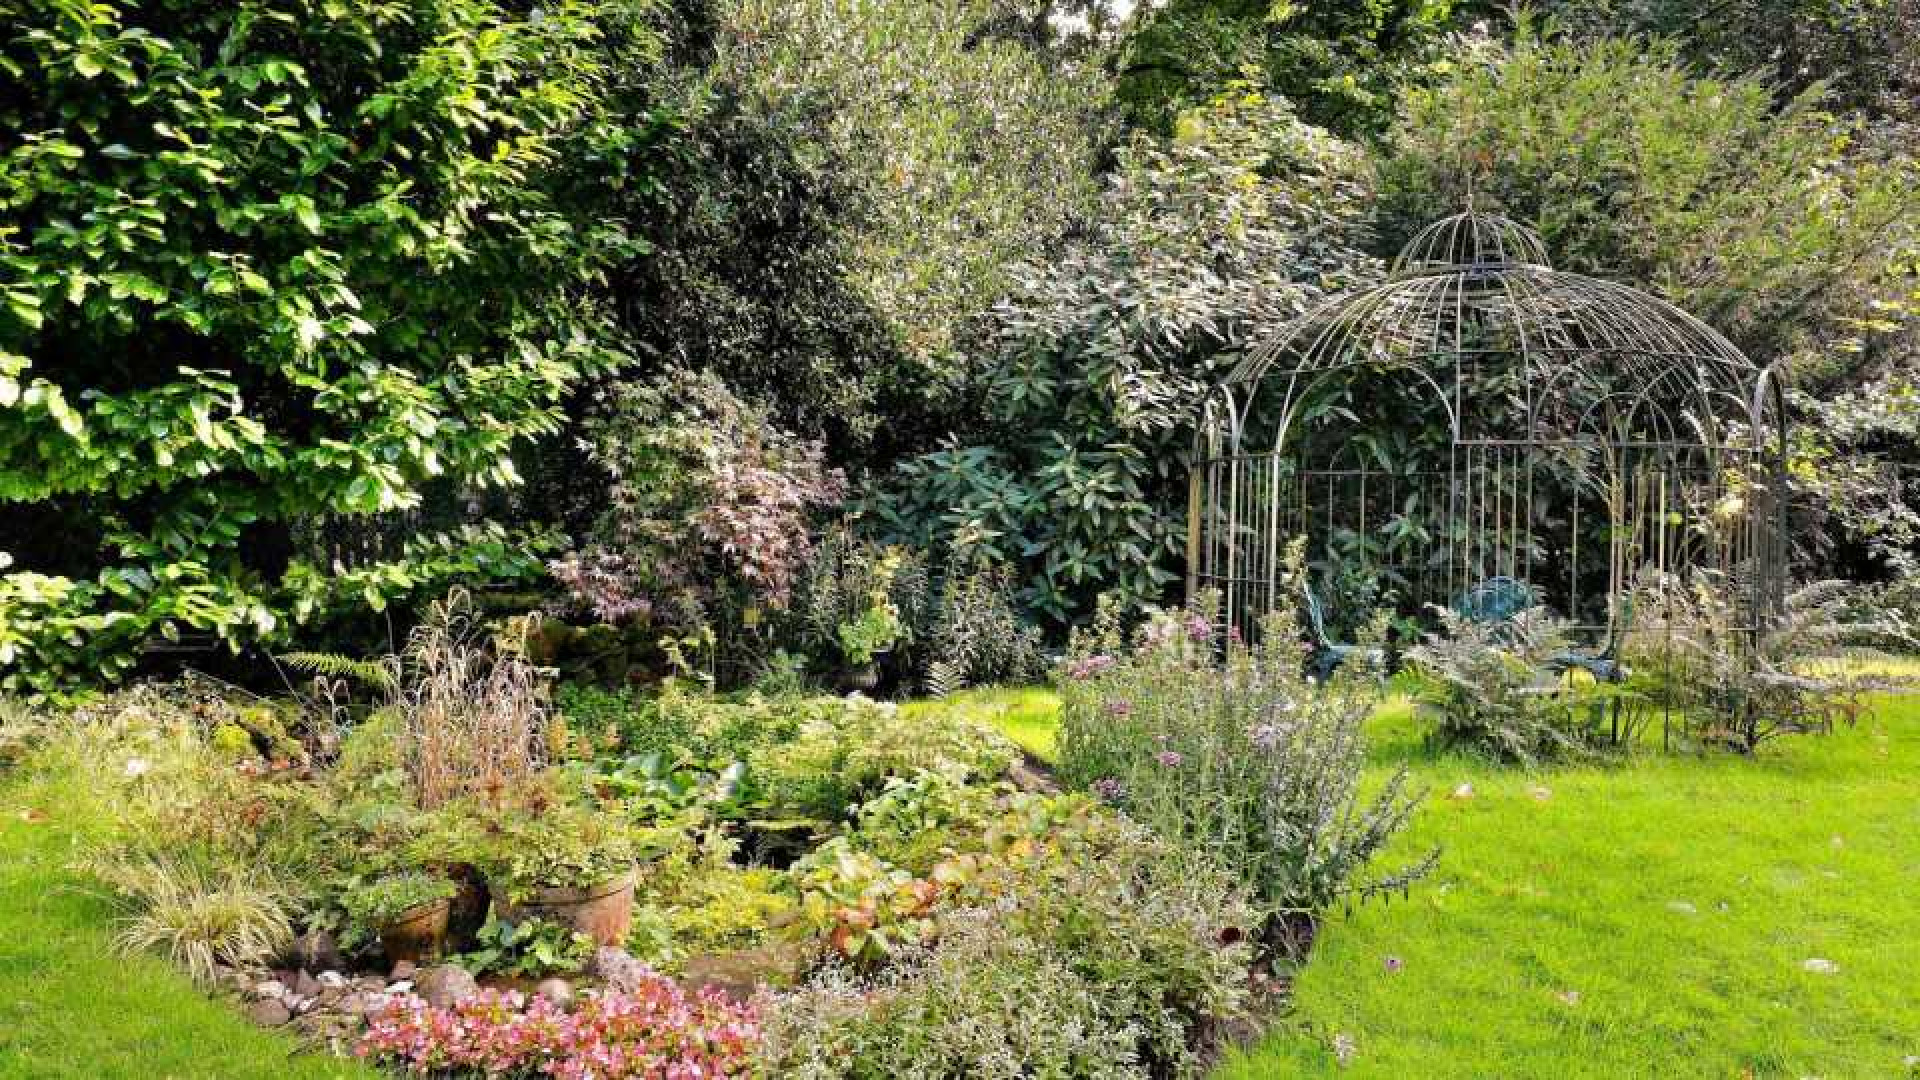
[1547,597,1633,685]
[1300,580,1383,681]
[1451,575,1539,625]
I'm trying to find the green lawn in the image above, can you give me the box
[902,683,1063,761]
[0,781,378,1080]
[942,685,1920,1079]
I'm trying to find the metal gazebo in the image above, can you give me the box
[1188,209,1789,647]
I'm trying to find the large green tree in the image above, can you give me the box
[1111,0,1484,137]
[0,0,664,695]
[714,0,1114,444]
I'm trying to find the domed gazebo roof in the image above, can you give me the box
[1213,210,1780,450]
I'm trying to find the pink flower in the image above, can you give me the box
[1066,654,1116,680]
[357,972,759,1079]
[1156,750,1183,768]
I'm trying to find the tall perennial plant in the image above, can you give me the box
[1057,570,1433,953]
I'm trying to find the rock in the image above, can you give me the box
[291,970,322,999]
[535,978,573,1007]
[416,964,479,1007]
[250,979,287,1001]
[247,998,292,1027]
[679,945,808,1004]
[215,966,254,994]
[1450,783,1475,800]
[337,992,376,1016]
[316,970,348,988]
[389,959,418,983]
[1803,957,1840,975]
[1006,760,1058,794]
[289,929,343,973]
[587,947,651,994]
[1666,901,1698,916]
[386,980,414,995]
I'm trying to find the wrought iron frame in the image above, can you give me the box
[1188,211,1790,646]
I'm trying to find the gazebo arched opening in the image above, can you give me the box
[1188,209,1789,649]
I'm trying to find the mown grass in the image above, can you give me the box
[0,778,377,1080]
[903,683,1063,761]
[942,683,1920,1079]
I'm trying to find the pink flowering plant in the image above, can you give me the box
[1056,542,1435,956]
[358,975,759,1079]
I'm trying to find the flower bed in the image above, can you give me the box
[360,978,759,1079]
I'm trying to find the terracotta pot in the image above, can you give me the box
[490,872,635,946]
[379,898,452,966]
[841,664,879,693]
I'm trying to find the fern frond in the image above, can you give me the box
[278,651,395,690]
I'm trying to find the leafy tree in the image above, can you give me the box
[868,91,1379,626]
[1111,0,1484,137]
[1533,0,1920,123]
[715,0,1114,421]
[598,74,913,463]
[0,0,662,695]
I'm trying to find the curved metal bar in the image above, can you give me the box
[1190,208,1790,644]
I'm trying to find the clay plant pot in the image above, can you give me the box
[379,898,452,966]
[840,664,879,693]
[490,872,635,947]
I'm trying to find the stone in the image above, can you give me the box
[1803,957,1840,975]
[291,970,322,999]
[389,959,418,983]
[246,998,291,1027]
[416,963,480,1007]
[535,978,573,1007]
[1450,783,1475,799]
[679,945,808,1004]
[289,929,343,973]
[386,980,414,995]
[1005,760,1058,794]
[250,979,287,1001]
[1666,901,1698,916]
[586,947,650,994]
[337,992,376,1016]
[316,970,348,988]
